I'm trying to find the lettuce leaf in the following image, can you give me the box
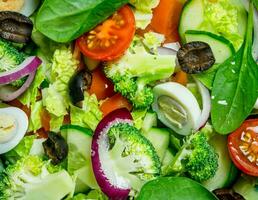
[19,66,45,107]
[70,190,107,200]
[3,135,36,165]
[28,101,43,132]
[70,93,102,131]
[42,46,77,120]
[49,114,65,132]
[201,0,246,49]
[130,0,160,29]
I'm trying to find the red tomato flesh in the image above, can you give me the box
[228,119,258,176]
[77,5,135,61]
[88,68,115,100]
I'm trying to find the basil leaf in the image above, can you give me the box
[36,0,129,43]
[211,3,258,134]
[137,177,218,200]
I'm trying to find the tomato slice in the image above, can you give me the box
[100,93,132,117]
[88,68,115,100]
[76,5,135,61]
[228,119,258,176]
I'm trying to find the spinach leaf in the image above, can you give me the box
[211,3,258,134]
[35,0,129,43]
[136,177,218,200]
[193,64,220,90]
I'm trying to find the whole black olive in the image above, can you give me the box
[213,189,245,200]
[177,41,215,74]
[69,70,92,107]
[43,132,68,165]
[0,11,33,43]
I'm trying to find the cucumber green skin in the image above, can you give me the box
[60,124,92,136]
[185,30,235,64]
[179,0,247,46]
[179,0,203,43]
[61,124,97,191]
[202,135,239,191]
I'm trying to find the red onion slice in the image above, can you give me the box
[0,70,36,101]
[194,79,211,130]
[0,56,42,85]
[91,108,133,199]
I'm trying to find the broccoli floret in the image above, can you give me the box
[0,39,26,87]
[104,34,175,109]
[162,127,219,182]
[0,155,74,199]
[107,122,161,190]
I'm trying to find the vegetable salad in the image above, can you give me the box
[0,0,257,200]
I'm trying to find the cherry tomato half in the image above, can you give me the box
[76,5,135,61]
[228,119,258,176]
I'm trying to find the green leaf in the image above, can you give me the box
[193,64,220,90]
[36,0,129,43]
[70,93,102,131]
[4,135,36,164]
[137,177,218,200]
[211,3,258,134]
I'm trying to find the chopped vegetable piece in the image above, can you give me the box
[228,119,258,177]
[100,93,132,117]
[0,155,74,199]
[91,108,160,199]
[104,33,175,109]
[88,68,115,101]
[162,125,219,182]
[172,70,188,86]
[148,0,184,42]
[77,5,135,61]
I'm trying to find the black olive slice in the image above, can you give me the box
[177,41,215,74]
[0,11,33,43]
[213,189,245,200]
[69,70,92,107]
[43,132,68,165]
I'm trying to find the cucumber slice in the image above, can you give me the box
[179,0,204,43]
[202,134,238,191]
[60,125,97,191]
[233,176,258,200]
[185,30,235,64]
[142,112,157,133]
[179,0,247,49]
[74,165,99,190]
[162,149,175,167]
[144,128,170,160]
